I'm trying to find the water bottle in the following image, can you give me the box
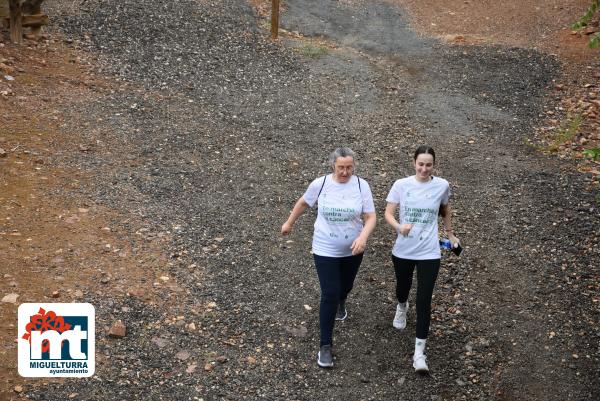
[439,238,452,250]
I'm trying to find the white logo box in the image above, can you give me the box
[18,303,95,378]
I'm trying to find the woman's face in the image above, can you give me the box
[333,156,354,183]
[414,153,434,182]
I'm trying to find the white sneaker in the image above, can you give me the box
[413,354,429,373]
[393,302,408,329]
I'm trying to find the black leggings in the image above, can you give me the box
[392,256,440,339]
[314,253,363,346]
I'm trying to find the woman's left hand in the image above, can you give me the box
[351,236,367,255]
[448,233,460,248]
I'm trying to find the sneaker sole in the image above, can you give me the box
[413,362,429,374]
[317,352,333,368]
[335,311,347,321]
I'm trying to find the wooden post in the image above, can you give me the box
[271,0,279,39]
[9,0,22,44]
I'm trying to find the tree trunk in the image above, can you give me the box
[9,0,22,44]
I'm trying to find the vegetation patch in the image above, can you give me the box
[571,0,600,48]
[296,41,329,58]
[547,113,583,152]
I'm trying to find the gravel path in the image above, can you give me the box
[29,0,600,399]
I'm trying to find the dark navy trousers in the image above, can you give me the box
[313,253,363,346]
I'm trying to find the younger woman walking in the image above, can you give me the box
[384,145,460,373]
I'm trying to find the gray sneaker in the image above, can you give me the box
[335,301,347,321]
[317,345,334,368]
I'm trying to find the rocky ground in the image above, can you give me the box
[1,0,599,400]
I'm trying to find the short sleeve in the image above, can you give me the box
[303,176,326,207]
[441,181,451,205]
[359,179,376,213]
[386,180,402,204]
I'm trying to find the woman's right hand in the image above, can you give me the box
[282,197,309,237]
[448,233,460,248]
[281,221,293,236]
[397,223,413,236]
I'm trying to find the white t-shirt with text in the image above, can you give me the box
[304,174,376,257]
[386,176,450,260]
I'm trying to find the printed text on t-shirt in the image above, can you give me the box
[321,206,356,225]
[403,206,436,225]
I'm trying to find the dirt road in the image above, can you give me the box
[1,0,598,400]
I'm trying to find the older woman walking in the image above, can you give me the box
[281,147,376,368]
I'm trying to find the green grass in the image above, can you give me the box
[547,113,583,151]
[297,42,328,58]
[583,147,600,161]
[571,0,600,48]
